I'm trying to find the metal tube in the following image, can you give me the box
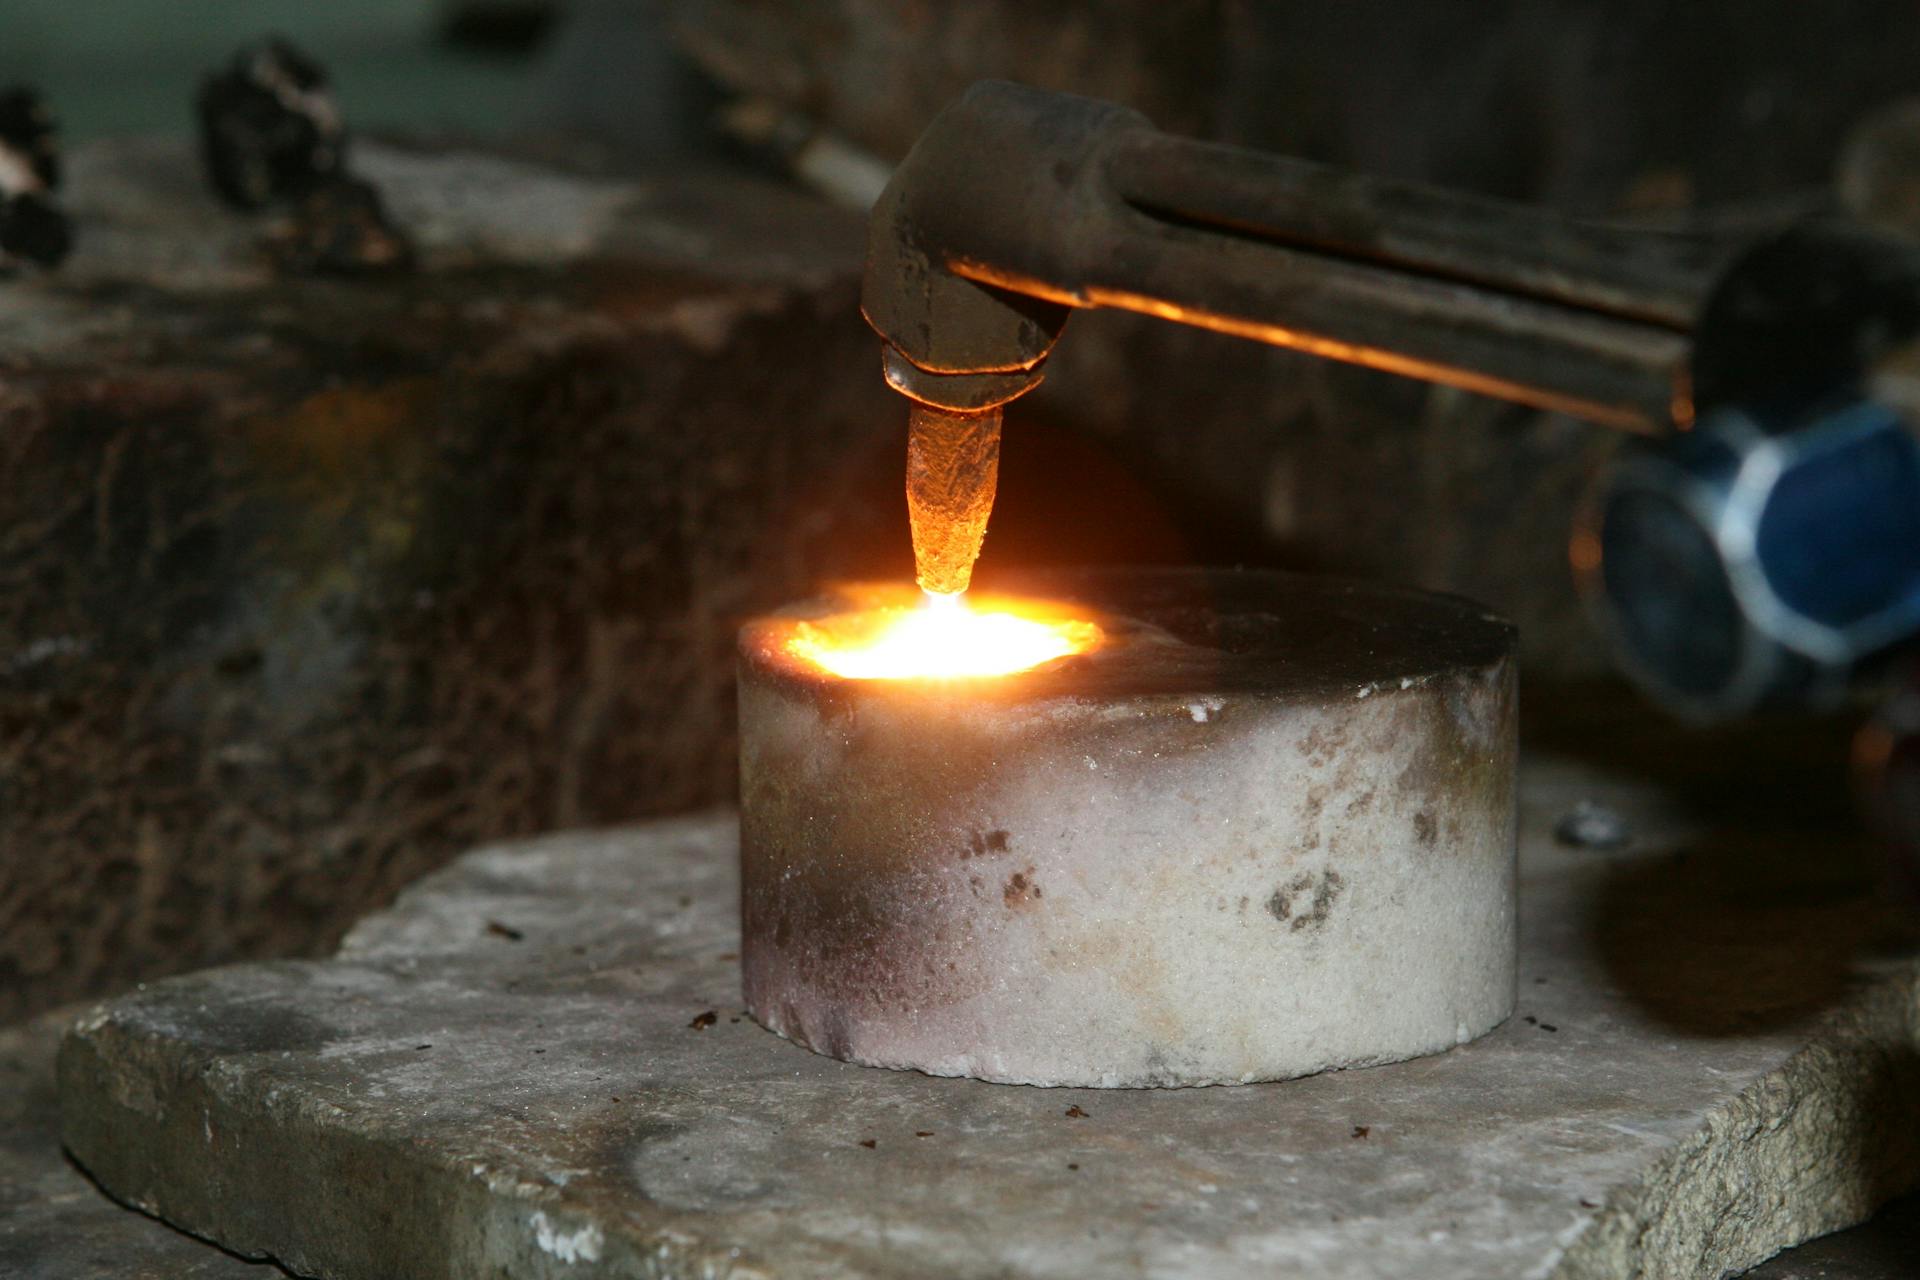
[865,82,1713,431]
[957,212,1695,432]
[1105,132,1729,331]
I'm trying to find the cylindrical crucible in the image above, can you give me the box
[738,570,1517,1088]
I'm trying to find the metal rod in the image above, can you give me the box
[1105,133,1730,332]
[864,82,1747,431]
[957,213,1695,433]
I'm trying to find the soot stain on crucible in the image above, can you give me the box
[1266,869,1344,932]
[1413,811,1438,846]
[963,828,1013,860]
[1003,867,1042,908]
[1296,723,1351,768]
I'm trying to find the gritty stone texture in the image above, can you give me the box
[58,751,1920,1280]
[0,134,904,1023]
[739,571,1517,1086]
[0,1013,268,1278]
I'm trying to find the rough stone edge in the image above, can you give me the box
[1550,974,1920,1279]
[54,1000,772,1280]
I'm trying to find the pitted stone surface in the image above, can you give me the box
[57,758,1920,1280]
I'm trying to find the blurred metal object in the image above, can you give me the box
[1554,799,1632,850]
[863,81,1920,717]
[718,97,893,211]
[1579,401,1920,717]
[1582,216,1920,716]
[197,39,345,211]
[0,86,70,270]
[195,39,412,276]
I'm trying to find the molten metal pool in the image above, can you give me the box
[780,584,1102,680]
[737,569,1519,1088]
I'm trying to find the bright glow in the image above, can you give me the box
[785,587,1101,680]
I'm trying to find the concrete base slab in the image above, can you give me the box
[56,755,1920,1279]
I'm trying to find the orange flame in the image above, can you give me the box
[784,587,1102,680]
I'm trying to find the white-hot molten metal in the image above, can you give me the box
[784,587,1102,680]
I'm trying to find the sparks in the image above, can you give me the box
[784,587,1101,680]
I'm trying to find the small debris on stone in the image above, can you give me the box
[914,1131,933,1138]
[532,1048,545,1054]
[1539,1023,1559,1033]
[414,1043,431,1051]
[1524,1015,1538,1026]
[729,1017,741,1024]
[858,1138,877,1149]
[485,920,524,941]
[1064,1105,1088,1119]
[1067,1162,1080,1171]
[688,1010,718,1031]
[266,175,413,276]
[1580,1198,1600,1210]
[1351,1125,1370,1139]
[1554,799,1631,850]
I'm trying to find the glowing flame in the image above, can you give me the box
[785,588,1102,680]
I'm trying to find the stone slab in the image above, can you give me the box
[57,755,1920,1279]
[0,1013,269,1278]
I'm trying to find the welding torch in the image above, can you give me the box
[862,80,1920,721]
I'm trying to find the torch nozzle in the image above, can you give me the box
[906,401,1002,597]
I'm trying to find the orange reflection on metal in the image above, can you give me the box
[785,585,1101,680]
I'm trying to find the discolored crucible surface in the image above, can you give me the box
[738,568,1518,1087]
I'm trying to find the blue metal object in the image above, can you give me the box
[1584,400,1920,718]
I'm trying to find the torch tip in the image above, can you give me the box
[906,402,1002,600]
